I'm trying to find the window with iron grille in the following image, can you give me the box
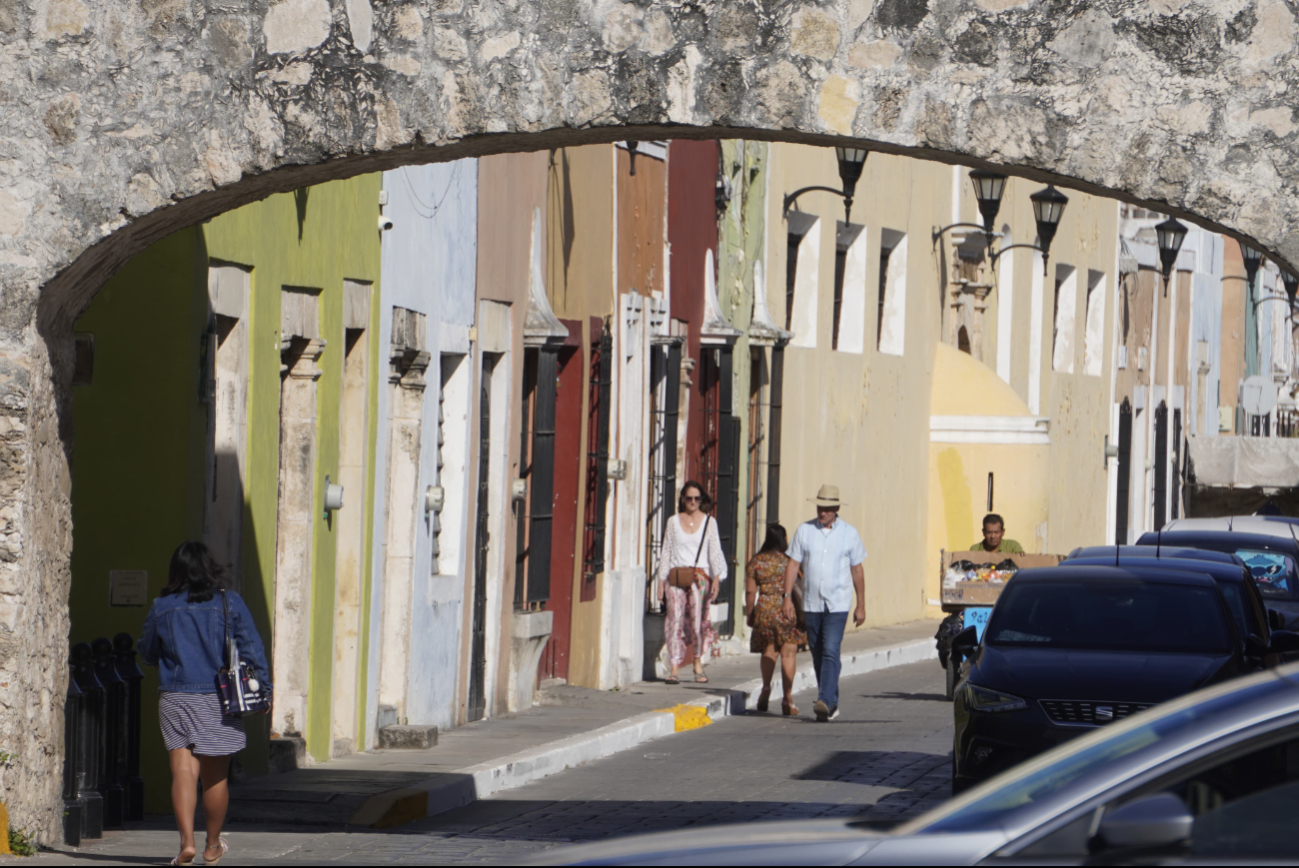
[583,325,612,591]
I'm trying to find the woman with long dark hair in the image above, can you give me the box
[139,542,269,866]
[653,481,727,684]
[744,524,805,715]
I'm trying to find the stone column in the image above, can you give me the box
[271,337,325,739]
[377,345,430,723]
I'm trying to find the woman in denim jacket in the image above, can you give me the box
[140,542,269,866]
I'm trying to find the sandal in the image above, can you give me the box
[782,699,798,716]
[694,674,709,683]
[169,858,194,867]
[664,675,680,685]
[756,686,771,713]
[203,837,229,866]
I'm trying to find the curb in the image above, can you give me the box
[350,637,937,825]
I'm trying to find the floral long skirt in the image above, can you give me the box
[665,571,718,667]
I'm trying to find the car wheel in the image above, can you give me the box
[944,657,958,701]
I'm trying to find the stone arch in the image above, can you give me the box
[9,0,1299,839]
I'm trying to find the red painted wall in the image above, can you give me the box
[667,140,719,488]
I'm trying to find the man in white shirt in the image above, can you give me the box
[781,484,867,722]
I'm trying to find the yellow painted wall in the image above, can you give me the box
[766,144,948,628]
[924,344,1050,607]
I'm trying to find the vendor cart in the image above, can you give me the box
[934,550,1062,700]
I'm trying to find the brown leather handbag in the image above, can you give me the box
[668,516,710,589]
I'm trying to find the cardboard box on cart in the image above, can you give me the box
[940,551,1063,609]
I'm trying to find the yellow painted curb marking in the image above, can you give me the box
[655,704,713,732]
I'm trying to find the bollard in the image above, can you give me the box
[69,643,104,840]
[91,637,125,831]
[113,633,145,822]
[62,669,82,847]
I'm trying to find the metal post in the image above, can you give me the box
[91,637,125,830]
[114,633,145,821]
[70,642,104,840]
[62,665,82,846]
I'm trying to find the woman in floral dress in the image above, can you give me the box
[654,481,727,684]
[744,524,806,715]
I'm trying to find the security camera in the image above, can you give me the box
[378,215,394,231]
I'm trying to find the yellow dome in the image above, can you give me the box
[930,342,1035,417]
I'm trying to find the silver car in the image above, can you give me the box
[533,663,1299,865]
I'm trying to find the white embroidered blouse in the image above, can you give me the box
[653,513,728,587]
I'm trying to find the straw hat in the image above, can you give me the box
[810,484,845,508]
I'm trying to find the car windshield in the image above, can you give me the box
[905,673,1298,835]
[987,581,1232,654]
[1234,549,1297,599]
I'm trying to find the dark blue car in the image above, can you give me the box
[952,566,1247,792]
[1135,530,1299,629]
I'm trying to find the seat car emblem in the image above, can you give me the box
[1095,705,1114,721]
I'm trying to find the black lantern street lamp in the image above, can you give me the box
[968,170,1007,243]
[1283,271,1298,308]
[1241,243,1265,301]
[1154,217,1189,296]
[782,146,870,224]
[1029,185,1069,268]
[835,146,868,223]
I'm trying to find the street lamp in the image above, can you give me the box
[782,146,870,224]
[1241,243,1265,301]
[1284,271,1298,308]
[968,170,1007,243]
[1155,217,1188,296]
[835,146,868,223]
[1029,185,1069,268]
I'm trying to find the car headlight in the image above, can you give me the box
[964,682,1028,713]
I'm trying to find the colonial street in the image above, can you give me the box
[35,661,952,866]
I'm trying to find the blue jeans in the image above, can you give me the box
[803,610,848,708]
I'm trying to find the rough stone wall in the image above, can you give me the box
[4,0,1299,840]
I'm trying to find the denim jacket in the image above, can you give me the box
[139,590,270,693]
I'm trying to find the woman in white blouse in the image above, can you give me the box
[655,481,727,684]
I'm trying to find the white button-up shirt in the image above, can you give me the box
[787,517,868,613]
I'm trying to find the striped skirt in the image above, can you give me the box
[159,692,246,756]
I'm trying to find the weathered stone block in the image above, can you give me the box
[267,736,307,773]
[378,724,438,750]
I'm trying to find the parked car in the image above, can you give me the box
[1058,546,1298,657]
[530,663,1299,865]
[1136,529,1299,628]
[951,566,1247,792]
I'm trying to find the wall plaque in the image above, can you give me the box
[110,570,148,607]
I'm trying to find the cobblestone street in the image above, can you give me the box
[36,659,953,865]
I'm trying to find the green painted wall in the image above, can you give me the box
[70,175,384,810]
[717,140,767,577]
[203,176,383,762]
[70,228,211,810]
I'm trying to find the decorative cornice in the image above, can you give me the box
[700,248,741,346]
[748,262,792,347]
[523,206,568,348]
[281,337,326,381]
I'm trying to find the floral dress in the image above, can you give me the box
[654,513,727,667]
[747,551,807,652]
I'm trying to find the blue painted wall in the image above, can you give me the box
[366,160,479,739]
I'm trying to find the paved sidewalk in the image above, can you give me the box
[58,620,940,837]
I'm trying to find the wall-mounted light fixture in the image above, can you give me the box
[425,485,445,516]
[1154,217,1189,297]
[323,475,344,520]
[782,146,869,224]
[932,172,1069,276]
[1240,242,1265,302]
[607,459,627,481]
[511,479,528,504]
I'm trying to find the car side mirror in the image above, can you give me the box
[1269,608,1288,631]
[1270,630,1299,655]
[1246,633,1269,657]
[1098,793,1192,850]
[952,625,979,655]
